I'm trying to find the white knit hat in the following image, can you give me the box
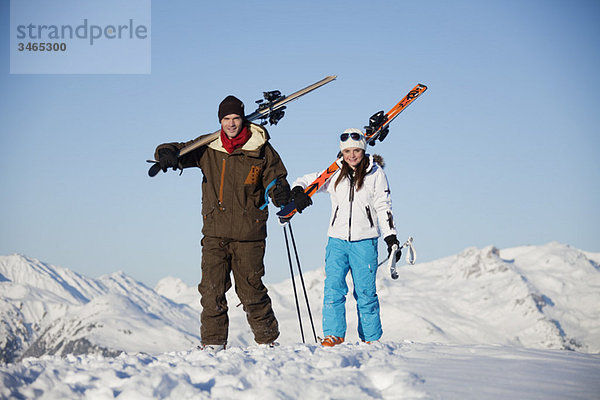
[339,128,366,151]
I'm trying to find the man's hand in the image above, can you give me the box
[272,180,291,207]
[156,145,179,172]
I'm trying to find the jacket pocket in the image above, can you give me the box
[246,207,269,224]
[365,206,374,228]
[202,206,217,233]
[244,165,262,185]
[331,206,339,226]
[239,207,269,240]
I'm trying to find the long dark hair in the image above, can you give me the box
[335,153,369,191]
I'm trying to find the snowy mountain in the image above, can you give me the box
[156,242,600,353]
[1,242,599,367]
[0,255,200,364]
[1,243,599,399]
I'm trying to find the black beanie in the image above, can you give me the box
[218,95,245,121]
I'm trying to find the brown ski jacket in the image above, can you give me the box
[156,123,288,241]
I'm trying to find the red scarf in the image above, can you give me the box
[220,125,251,153]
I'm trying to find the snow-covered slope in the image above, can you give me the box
[2,341,599,399]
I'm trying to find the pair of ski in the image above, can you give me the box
[271,83,427,279]
[276,83,427,219]
[147,75,337,177]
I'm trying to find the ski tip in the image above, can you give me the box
[320,75,337,84]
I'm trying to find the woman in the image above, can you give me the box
[290,128,400,346]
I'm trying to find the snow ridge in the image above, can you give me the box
[0,255,200,364]
[1,242,599,366]
[1,243,599,399]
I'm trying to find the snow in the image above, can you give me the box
[1,242,599,399]
[2,342,598,399]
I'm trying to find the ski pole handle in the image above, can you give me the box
[404,236,417,265]
[378,236,417,280]
[388,244,400,280]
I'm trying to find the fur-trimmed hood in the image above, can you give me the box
[372,154,384,169]
[365,154,385,174]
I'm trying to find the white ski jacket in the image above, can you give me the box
[292,155,396,242]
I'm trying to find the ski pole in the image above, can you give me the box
[287,222,318,343]
[283,224,305,343]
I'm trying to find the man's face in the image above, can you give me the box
[221,114,244,138]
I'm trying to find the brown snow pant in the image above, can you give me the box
[198,236,279,346]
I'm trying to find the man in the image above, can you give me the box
[154,95,291,351]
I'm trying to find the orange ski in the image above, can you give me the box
[277,83,427,220]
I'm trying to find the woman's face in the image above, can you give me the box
[341,148,365,170]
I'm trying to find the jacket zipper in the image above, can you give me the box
[219,158,226,209]
[331,206,339,226]
[365,205,374,228]
[348,174,355,241]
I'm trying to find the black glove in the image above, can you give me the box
[157,145,179,172]
[384,235,401,262]
[271,180,291,207]
[291,186,312,213]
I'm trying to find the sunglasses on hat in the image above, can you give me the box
[340,132,363,141]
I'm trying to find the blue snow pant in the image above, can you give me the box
[322,237,382,342]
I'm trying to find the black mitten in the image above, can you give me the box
[384,235,402,262]
[157,145,179,172]
[291,186,312,213]
[272,180,291,207]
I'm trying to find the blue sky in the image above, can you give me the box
[1,0,599,287]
